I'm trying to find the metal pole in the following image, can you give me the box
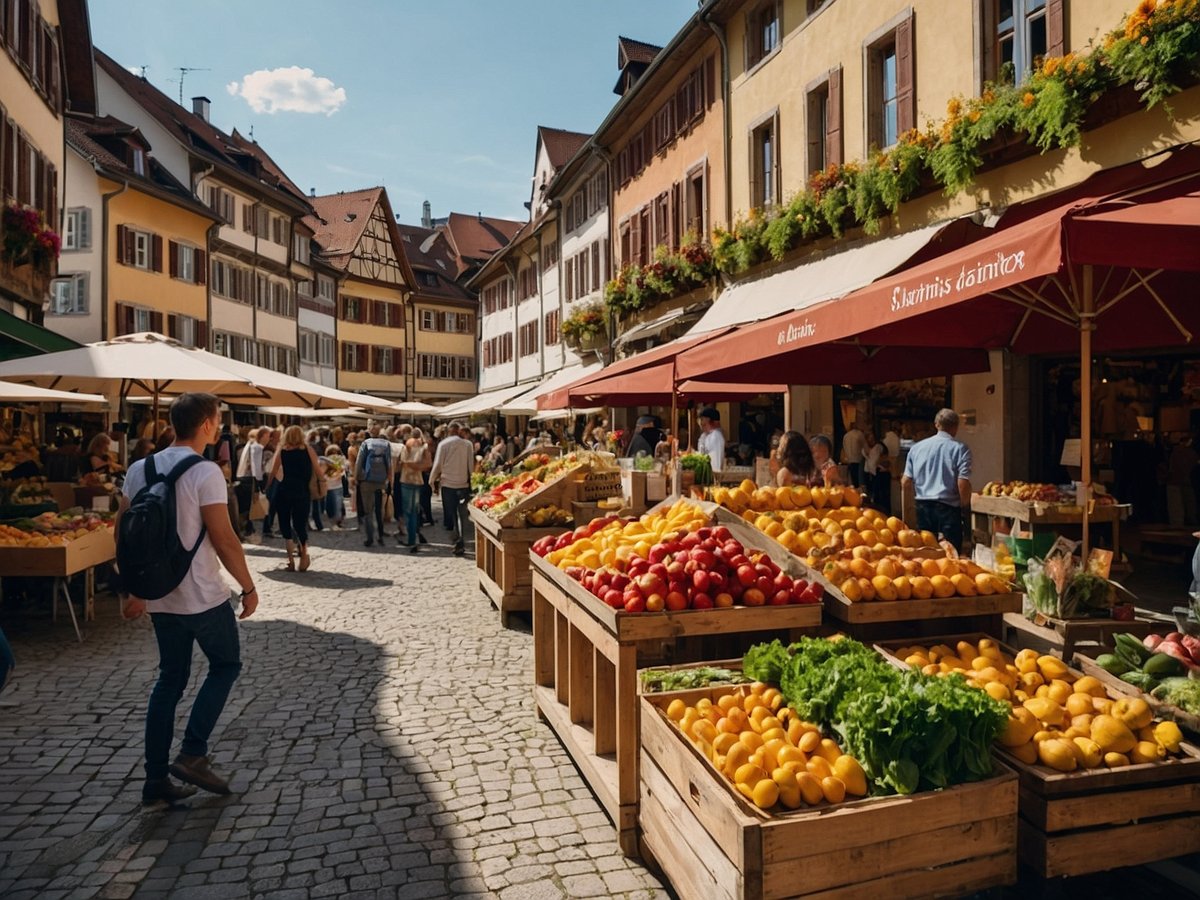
[1080,264,1094,560]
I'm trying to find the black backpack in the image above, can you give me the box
[117,454,210,600]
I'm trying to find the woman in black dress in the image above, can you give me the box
[267,425,320,572]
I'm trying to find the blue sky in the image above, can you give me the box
[89,0,698,224]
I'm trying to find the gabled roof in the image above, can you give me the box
[618,36,662,68]
[94,48,311,214]
[59,0,97,116]
[307,187,417,289]
[66,114,218,221]
[395,223,475,304]
[538,126,589,170]
[440,212,524,277]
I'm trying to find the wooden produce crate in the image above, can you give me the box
[577,468,623,502]
[0,527,115,577]
[469,505,559,626]
[639,685,1019,899]
[531,553,822,856]
[970,493,1128,524]
[1073,652,1200,737]
[490,465,586,529]
[875,634,1200,878]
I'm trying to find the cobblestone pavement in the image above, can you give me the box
[0,513,670,899]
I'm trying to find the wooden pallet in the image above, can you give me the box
[875,633,1200,877]
[531,552,822,857]
[639,686,1019,899]
[469,505,557,626]
[1073,652,1200,738]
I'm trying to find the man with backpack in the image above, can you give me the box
[117,393,258,806]
[355,424,393,548]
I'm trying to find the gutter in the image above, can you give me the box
[99,176,129,341]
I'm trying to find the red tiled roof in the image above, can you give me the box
[395,224,475,303]
[94,48,310,213]
[618,36,662,68]
[538,126,589,170]
[307,188,383,270]
[441,212,524,276]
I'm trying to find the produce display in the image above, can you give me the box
[979,480,1118,506]
[890,637,1188,772]
[472,452,556,492]
[514,504,574,528]
[664,680,870,810]
[1095,632,1200,709]
[819,548,1010,602]
[0,509,113,546]
[640,665,750,693]
[1024,553,1113,618]
[0,434,40,476]
[533,499,824,613]
[471,453,586,519]
[0,476,53,506]
[742,638,1006,796]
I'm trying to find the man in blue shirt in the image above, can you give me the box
[901,409,973,550]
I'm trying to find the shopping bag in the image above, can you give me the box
[249,490,269,521]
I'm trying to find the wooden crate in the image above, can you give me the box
[531,552,822,856]
[469,505,556,626]
[1073,652,1200,737]
[875,633,1200,878]
[490,464,586,528]
[0,527,115,577]
[970,493,1128,524]
[640,685,1019,899]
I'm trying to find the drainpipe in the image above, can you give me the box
[590,145,614,364]
[191,164,216,351]
[703,9,733,232]
[99,177,129,341]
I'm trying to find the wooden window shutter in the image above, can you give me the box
[78,208,90,249]
[826,66,843,167]
[151,234,163,272]
[196,322,208,349]
[0,114,8,200]
[242,202,252,232]
[360,343,370,372]
[1047,0,1066,57]
[150,311,163,335]
[167,314,178,339]
[630,214,642,266]
[48,30,59,113]
[895,13,916,137]
[706,55,716,110]
[118,224,134,265]
[45,161,56,231]
[773,111,782,207]
[16,133,29,203]
[748,128,759,207]
[168,240,179,278]
[195,249,206,285]
[116,302,134,336]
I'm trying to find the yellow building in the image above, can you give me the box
[53,115,217,344]
[310,188,414,396]
[0,0,93,327]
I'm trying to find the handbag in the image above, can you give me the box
[308,451,328,501]
[249,490,269,521]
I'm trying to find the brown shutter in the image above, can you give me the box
[895,13,916,137]
[360,343,370,372]
[773,111,782,207]
[167,313,178,338]
[242,202,252,232]
[121,225,135,265]
[45,161,56,231]
[168,240,179,277]
[1047,0,1066,57]
[48,30,59,114]
[826,66,843,167]
[706,55,716,110]
[196,321,208,349]
[150,310,163,334]
[151,234,163,272]
[115,302,133,336]
[0,115,9,200]
[16,133,29,203]
[195,250,207,285]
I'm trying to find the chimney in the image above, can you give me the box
[478,211,483,223]
[309,187,316,198]
[421,200,432,229]
[192,96,211,122]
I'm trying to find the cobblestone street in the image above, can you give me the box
[0,515,669,899]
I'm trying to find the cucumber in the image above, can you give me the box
[1144,652,1186,678]
[1095,653,1132,676]
[1114,633,1154,665]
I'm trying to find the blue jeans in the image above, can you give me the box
[146,600,242,780]
[442,486,470,547]
[325,487,344,524]
[400,483,421,546]
[361,483,385,543]
[917,500,964,551]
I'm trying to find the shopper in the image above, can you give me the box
[267,425,318,572]
[863,431,892,513]
[235,427,270,543]
[776,431,817,487]
[841,420,866,488]
[117,392,257,805]
[626,416,662,459]
[323,447,347,529]
[420,430,436,526]
[430,421,474,556]
[696,408,726,472]
[356,425,393,548]
[809,434,842,486]
[83,433,120,477]
[399,428,431,553]
[901,408,973,550]
[883,421,902,460]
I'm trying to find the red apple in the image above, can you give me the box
[708,571,727,592]
[770,590,791,606]
[693,570,712,594]
[610,573,630,592]
[636,572,666,597]
[736,565,756,587]
[697,527,712,540]
[665,590,689,611]
[648,543,670,564]
[603,589,624,609]
[755,575,773,595]
[773,573,793,593]
[624,595,646,613]
[713,526,732,543]
[691,592,713,609]
[713,592,734,608]
[690,548,716,569]
[730,554,750,570]
[645,593,665,613]
[648,562,668,580]
[742,588,766,607]
[797,583,824,604]
[680,533,701,549]
[674,550,689,565]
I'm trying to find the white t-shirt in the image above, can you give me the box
[697,427,725,472]
[842,428,866,465]
[122,446,231,615]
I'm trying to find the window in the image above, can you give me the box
[131,147,145,176]
[116,226,162,271]
[49,274,87,314]
[746,1,781,70]
[542,240,558,271]
[62,208,90,251]
[168,314,200,347]
[806,69,843,175]
[319,333,335,367]
[420,309,436,330]
[343,296,367,323]
[544,310,560,346]
[292,232,310,265]
[418,353,475,381]
[750,113,780,209]
[115,303,162,336]
[518,320,539,357]
[168,241,204,284]
[211,258,250,302]
[341,342,366,372]
[586,170,607,216]
[990,0,1061,83]
[866,14,915,150]
[2,3,60,113]
[206,186,235,223]
[178,244,194,282]
[418,271,439,287]
[482,280,511,314]
[317,275,335,302]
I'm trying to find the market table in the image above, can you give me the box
[0,528,116,642]
[971,493,1132,567]
[469,505,550,626]
[1003,610,1157,660]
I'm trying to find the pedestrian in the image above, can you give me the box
[399,427,431,553]
[841,420,866,488]
[809,434,843,486]
[309,455,325,533]
[420,430,436,526]
[116,392,257,805]
[267,425,318,572]
[235,426,270,543]
[626,415,663,459]
[430,421,474,556]
[389,424,412,544]
[863,431,892,513]
[260,429,280,539]
[322,447,347,529]
[883,420,901,460]
[901,408,973,551]
[696,408,726,472]
[355,424,393,548]
[776,431,817,487]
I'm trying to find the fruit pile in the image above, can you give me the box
[820,548,1009,602]
[1096,631,1200,690]
[516,504,574,528]
[533,500,823,613]
[980,480,1067,502]
[473,454,591,518]
[0,476,52,505]
[664,683,868,810]
[892,637,1187,772]
[0,511,112,547]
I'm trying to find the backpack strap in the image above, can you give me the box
[163,453,209,485]
[145,453,160,485]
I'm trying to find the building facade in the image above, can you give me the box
[293,218,338,387]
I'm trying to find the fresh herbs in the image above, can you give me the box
[640,666,750,693]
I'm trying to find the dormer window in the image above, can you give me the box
[131,147,145,176]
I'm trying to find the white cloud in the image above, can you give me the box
[225,66,346,116]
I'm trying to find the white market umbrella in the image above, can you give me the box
[392,400,438,415]
[259,406,372,421]
[0,382,108,406]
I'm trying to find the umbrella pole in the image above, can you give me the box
[1080,264,1094,561]
[152,391,160,441]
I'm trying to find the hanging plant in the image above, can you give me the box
[1105,0,1200,108]
[2,203,60,273]
[562,299,607,344]
[603,237,716,316]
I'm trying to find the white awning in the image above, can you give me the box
[615,304,706,348]
[689,220,953,335]
[434,382,538,419]
[531,407,601,422]
[498,362,604,416]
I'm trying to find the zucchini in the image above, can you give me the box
[1095,653,1132,676]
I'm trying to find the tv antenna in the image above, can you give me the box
[170,66,211,105]
[137,65,148,79]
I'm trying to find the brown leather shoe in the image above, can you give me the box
[142,777,198,805]
[169,754,231,795]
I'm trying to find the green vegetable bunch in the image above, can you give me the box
[639,666,750,693]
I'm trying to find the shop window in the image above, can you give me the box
[865,12,914,150]
[749,112,780,210]
[745,1,781,71]
[984,0,1063,84]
